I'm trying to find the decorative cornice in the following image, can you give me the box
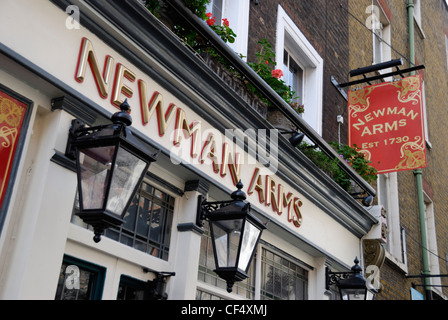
[184,180,210,196]
[51,95,99,125]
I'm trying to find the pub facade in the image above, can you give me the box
[0,0,381,300]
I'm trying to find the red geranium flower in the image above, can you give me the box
[271,69,284,79]
[206,12,216,26]
[222,18,229,27]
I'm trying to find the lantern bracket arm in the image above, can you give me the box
[142,267,175,300]
[65,118,85,160]
[326,267,356,289]
[196,194,234,227]
[142,267,176,278]
[65,118,122,160]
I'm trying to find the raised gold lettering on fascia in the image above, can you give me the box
[74,38,305,227]
[111,63,136,108]
[248,168,303,228]
[75,37,114,99]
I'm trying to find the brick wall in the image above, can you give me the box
[348,0,448,300]
[247,0,349,143]
[246,0,448,300]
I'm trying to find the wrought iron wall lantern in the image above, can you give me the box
[326,257,370,300]
[142,268,176,300]
[66,99,159,242]
[197,181,266,293]
[279,130,305,148]
[351,192,374,207]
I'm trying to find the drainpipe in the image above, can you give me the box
[407,0,432,300]
[414,169,432,299]
[407,0,415,69]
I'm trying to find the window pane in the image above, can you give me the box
[55,257,105,300]
[260,248,308,300]
[112,183,174,260]
[73,180,175,261]
[238,221,260,271]
[207,0,223,23]
[78,146,115,210]
[136,197,150,236]
[283,49,303,104]
[197,223,256,299]
[117,276,153,300]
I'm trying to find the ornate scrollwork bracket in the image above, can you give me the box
[325,257,362,290]
[326,268,356,290]
[196,195,233,227]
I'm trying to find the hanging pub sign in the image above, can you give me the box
[348,75,427,174]
[0,89,29,209]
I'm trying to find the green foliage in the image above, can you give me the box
[144,1,376,192]
[246,39,297,105]
[209,23,236,44]
[145,0,162,17]
[299,142,378,191]
[183,0,210,20]
[146,2,300,112]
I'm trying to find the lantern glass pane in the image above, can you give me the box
[211,219,243,268]
[106,147,147,215]
[340,288,366,300]
[79,146,116,210]
[237,221,260,271]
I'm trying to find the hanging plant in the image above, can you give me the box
[246,39,300,111]
[298,142,378,191]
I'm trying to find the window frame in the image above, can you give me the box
[196,226,311,300]
[423,193,443,297]
[370,1,391,66]
[55,255,106,300]
[283,48,304,106]
[259,246,309,300]
[275,5,324,134]
[71,177,176,261]
[445,35,448,70]
[413,0,422,29]
[117,275,154,300]
[206,0,250,59]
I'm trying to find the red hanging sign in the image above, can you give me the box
[348,75,427,174]
[0,90,28,208]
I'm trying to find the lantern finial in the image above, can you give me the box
[111,99,132,126]
[231,180,246,201]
